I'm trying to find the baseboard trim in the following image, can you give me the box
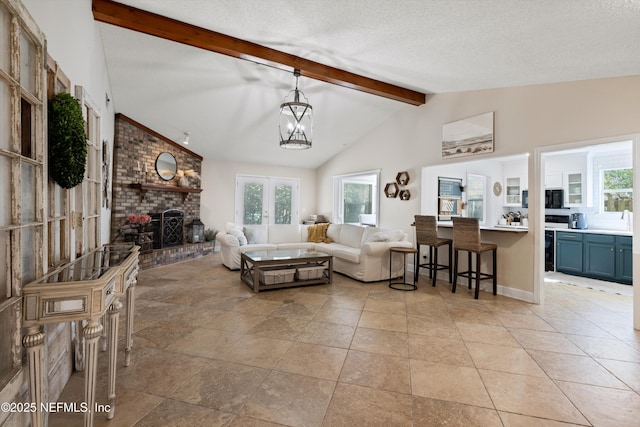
[414,269,535,303]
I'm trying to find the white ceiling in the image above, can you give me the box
[98,0,640,168]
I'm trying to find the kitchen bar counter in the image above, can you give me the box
[437,222,529,233]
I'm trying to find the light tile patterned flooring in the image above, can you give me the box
[50,253,640,426]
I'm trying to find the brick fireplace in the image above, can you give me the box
[110,114,213,269]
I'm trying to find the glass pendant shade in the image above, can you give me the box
[279,72,312,149]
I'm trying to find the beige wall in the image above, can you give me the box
[317,75,640,300]
[200,159,317,234]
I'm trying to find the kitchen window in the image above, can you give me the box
[466,173,486,222]
[602,168,632,212]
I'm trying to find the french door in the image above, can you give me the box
[235,176,299,225]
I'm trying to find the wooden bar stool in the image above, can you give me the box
[452,217,497,299]
[414,215,452,287]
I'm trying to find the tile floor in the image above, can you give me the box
[49,253,640,426]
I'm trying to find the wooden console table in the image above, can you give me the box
[22,245,139,427]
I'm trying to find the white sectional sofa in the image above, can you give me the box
[216,223,412,282]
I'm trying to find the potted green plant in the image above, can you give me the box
[204,228,218,242]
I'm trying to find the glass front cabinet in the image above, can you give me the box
[504,177,521,206]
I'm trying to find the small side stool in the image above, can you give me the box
[389,247,418,291]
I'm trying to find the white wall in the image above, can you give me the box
[317,75,640,299]
[23,0,116,243]
[200,159,316,235]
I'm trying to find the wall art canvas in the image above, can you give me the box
[442,111,494,158]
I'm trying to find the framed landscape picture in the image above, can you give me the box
[442,111,494,158]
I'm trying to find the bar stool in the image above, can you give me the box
[414,215,452,287]
[452,217,497,299]
[389,247,418,291]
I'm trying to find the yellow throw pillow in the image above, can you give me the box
[308,223,333,243]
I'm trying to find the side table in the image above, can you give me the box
[389,247,418,291]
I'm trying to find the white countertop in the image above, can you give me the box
[437,222,528,233]
[549,228,632,237]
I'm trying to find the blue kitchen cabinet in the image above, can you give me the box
[584,234,616,281]
[557,231,632,285]
[616,236,633,284]
[556,231,583,275]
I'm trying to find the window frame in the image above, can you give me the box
[333,170,380,226]
[601,167,633,213]
[0,0,46,390]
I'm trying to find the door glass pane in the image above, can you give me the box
[19,33,35,94]
[0,5,9,73]
[21,226,36,284]
[21,162,35,223]
[0,80,9,151]
[274,184,292,224]
[0,231,7,302]
[49,221,60,264]
[87,217,96,250]
[243,183,264,225]
[0,156,10,226]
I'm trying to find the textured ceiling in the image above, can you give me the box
[98,0,640,168]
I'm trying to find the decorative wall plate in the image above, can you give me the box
[493,181,502,196]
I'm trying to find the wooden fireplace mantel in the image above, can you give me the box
[130,183,202,201]
[130,183,203,193]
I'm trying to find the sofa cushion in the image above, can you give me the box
[239,244,277,253]
[276,242,316,250]
[326,224,341,242]
[333,246,360,263]
[338,224,365,248]
[268,224,303,244]
[244,225,268,244]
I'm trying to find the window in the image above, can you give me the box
[333,170,380,225]
[46,55,71,268]
[603,168,632,212]
[74,86,102,254]
[0,0,46,388]
[235,176,299,225]
[466,173,486,222]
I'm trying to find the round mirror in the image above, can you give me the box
[155,152,178,181]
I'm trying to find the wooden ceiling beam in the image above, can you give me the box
[92,0,426,106]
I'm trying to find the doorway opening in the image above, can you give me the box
[535,135,639,329]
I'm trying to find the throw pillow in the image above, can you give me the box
[244,227,259,244]
[387,229,405,242]
[366,231,389,242]
[227,227,247,246]
[307,223,333,243]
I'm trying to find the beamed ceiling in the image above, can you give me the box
[93,0,640,168]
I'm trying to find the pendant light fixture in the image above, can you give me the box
[279,69,312,149]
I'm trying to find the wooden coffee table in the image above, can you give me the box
[240,249,333,292]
